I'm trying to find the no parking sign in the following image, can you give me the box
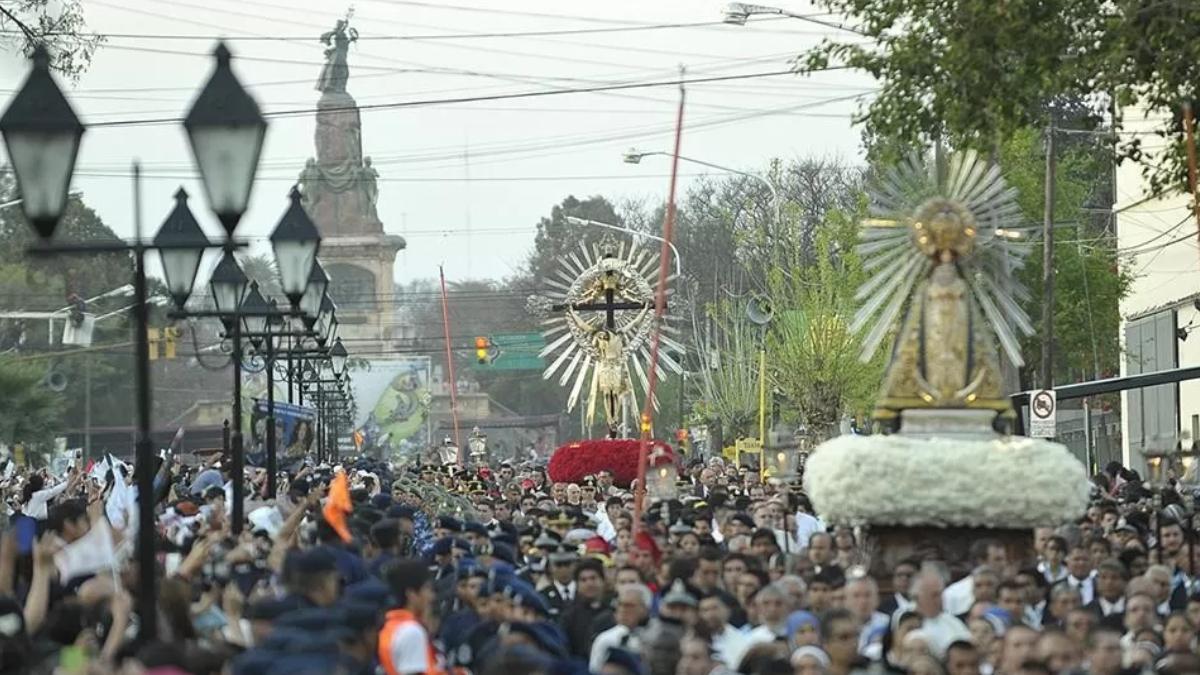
[1029,389,1056,438]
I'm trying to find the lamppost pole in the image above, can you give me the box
[230,318,245,531]
[130,162,157,642]
[265,316,277,497]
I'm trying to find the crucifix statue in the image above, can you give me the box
[532,233,684,440]
[549,237,661,438]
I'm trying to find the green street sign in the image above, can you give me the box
[478,332,545,371]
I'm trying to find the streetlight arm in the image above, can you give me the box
[726,2,865,35]
[631,152,782,245]
[564,216,682,278]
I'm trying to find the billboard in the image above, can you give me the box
[249,400,317,469]
[347,357,432,458]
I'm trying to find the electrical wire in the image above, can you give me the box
[0,19,761,41]
[84,67,836,128]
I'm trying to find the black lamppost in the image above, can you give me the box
[209,252,249,530]
[0,42,265,642]
[174,188,321,523]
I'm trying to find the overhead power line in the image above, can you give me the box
[0,19,770,41]
[86,67,839,128]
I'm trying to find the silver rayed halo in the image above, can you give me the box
[852,150,1037,366]
[530,234,683,416]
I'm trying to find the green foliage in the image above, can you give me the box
[239,254,282,300]
[693,300,760,440]
[801,0,1200,198]
[999,128,1133,384]
[766,207,883,434]
[0,358,64,447]
[0,0,104,80]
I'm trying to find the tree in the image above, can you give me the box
[239,254,281,301]
[998,127,1133,386]
[526,195,623,283]
[693,301,761,448]
[0,358,64,449]
[0,1,103,79]
[800,0,1200,197]
[766,207,883,439]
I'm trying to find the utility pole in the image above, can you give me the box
[1041,118,1057,389]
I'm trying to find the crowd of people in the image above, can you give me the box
[0,450,1197,675]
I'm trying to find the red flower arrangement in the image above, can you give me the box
[548,439,675,487]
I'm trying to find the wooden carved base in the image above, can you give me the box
[865,525,1035,592]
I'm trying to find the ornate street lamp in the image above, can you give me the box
[240,281,270,348]
[209,250,249,316]
[154,188,210,309]
[300,261,329,325]
[315,294,337,347]
[330,337,348,376]
[271,186,321,309]
[184,43,266,236]
[0,45,84,240]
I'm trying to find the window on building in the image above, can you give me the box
[1125,310,1179,455]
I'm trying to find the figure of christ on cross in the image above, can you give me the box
[551,263,662,438]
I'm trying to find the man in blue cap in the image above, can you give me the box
[451,568,515,671]
[439,561,487,658]
[280,547,341,610]
[367,518,404,578]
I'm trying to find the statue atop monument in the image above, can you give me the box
[298,13,384,238]
[316,17,358,94]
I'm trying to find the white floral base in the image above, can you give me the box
[803,434,1090,528]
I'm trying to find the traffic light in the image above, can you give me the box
[475,336,490,364]
[148,328,160,361]
[148,327,181,360]
[163,327,179,359]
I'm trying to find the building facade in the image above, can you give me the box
[1116,107,1200,478]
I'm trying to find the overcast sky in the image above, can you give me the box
[0,0,872,284]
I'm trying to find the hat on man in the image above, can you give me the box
[437,515,463,532]
[604,647,648,675]
[343,578,393,611]
[548,545,579,566]
[503,579,551,618]
[544,511,573,528]
[505,621,568,658]
[464,521,488,537]
[662,579,698,608]
[386,504,416,521]
[432,537,456,557]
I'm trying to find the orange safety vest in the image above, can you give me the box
[378,609,446,675]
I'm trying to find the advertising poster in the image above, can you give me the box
[346,357,432,458]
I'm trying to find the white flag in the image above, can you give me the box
[54,518,116,583]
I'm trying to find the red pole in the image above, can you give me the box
[439,265,462,457]
[633,71,686,533]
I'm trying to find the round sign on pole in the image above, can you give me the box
[1030,389,1056,438]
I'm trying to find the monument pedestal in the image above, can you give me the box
[298,78,405,354]
[321,235,405,347]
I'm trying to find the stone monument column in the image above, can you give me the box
[298,18,405,349]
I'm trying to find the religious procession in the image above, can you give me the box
[0,2,1197,675]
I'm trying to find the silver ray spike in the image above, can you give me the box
[559,348,585,387]
[567,354,592,411]
[545,341,578,379]
[858,259,930,360]
[538,331,575,360]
